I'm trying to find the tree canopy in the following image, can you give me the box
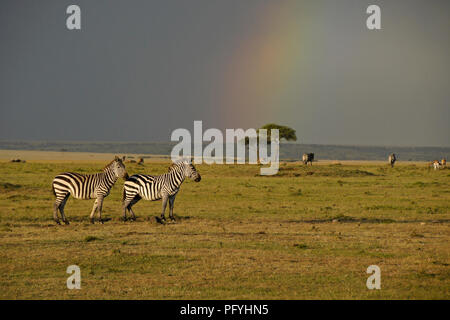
[258,123,297,143]
[243,124,297,144]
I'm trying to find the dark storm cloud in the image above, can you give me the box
[0,0,448,146]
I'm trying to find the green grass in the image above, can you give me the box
[0,160,449,299]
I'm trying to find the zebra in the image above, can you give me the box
[122,159,201,222]
[388,153,396,167]
[302,153,314,165]
[52,156,128,225]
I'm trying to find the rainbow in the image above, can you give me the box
[217,1,316,129]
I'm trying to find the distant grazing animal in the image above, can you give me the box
[52,156,128,225]
[433,160,441,170]
[441,158,446,167]
[302,153,314,165]
[388,153,396,167]
[10,159,25,163]
[138,158,144,165]
[122,159,201,222]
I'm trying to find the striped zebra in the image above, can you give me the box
[122,159,201,222]
[388,153,396,167]
[52,156,128,225]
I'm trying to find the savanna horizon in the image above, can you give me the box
[1,139,449,162]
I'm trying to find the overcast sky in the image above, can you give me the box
[0,0,449,146]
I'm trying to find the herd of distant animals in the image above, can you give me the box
[386,153,446,170]
[49,153,446,225]
[432,158,446,170]
[301,152,446,170]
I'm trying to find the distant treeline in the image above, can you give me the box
[0,141,448,161]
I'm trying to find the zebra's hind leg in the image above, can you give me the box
[122,199,129,222]
[128,195,141,221]
[59,194,70,225]
[128,206,137,221]
[53,193,69,225]
[89,199,99,224]
[122,192,140,221]
[53,202,61,225]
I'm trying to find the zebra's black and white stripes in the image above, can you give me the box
[52,156,128,224]
[122,159,201,222]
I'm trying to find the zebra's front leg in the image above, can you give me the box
[89,199,98,224]
[169,195,176,222]
[160,195,168,223]
[97,196,105,224]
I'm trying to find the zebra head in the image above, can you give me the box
[172,159,201,182]
[107,156,129,180]
[187,161,201,182]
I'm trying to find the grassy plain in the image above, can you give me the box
[0,151,449,299]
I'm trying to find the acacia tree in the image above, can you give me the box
[258,123,297,143]
[243,123,297,146]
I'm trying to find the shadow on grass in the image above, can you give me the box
[286,217,450,224]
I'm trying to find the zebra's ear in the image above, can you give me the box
[122,156,126,161]
[181,157,192,164]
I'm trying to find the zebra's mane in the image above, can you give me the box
[103,158,122,171]
[168,160,188,173]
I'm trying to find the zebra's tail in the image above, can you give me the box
[52,182,56,197]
